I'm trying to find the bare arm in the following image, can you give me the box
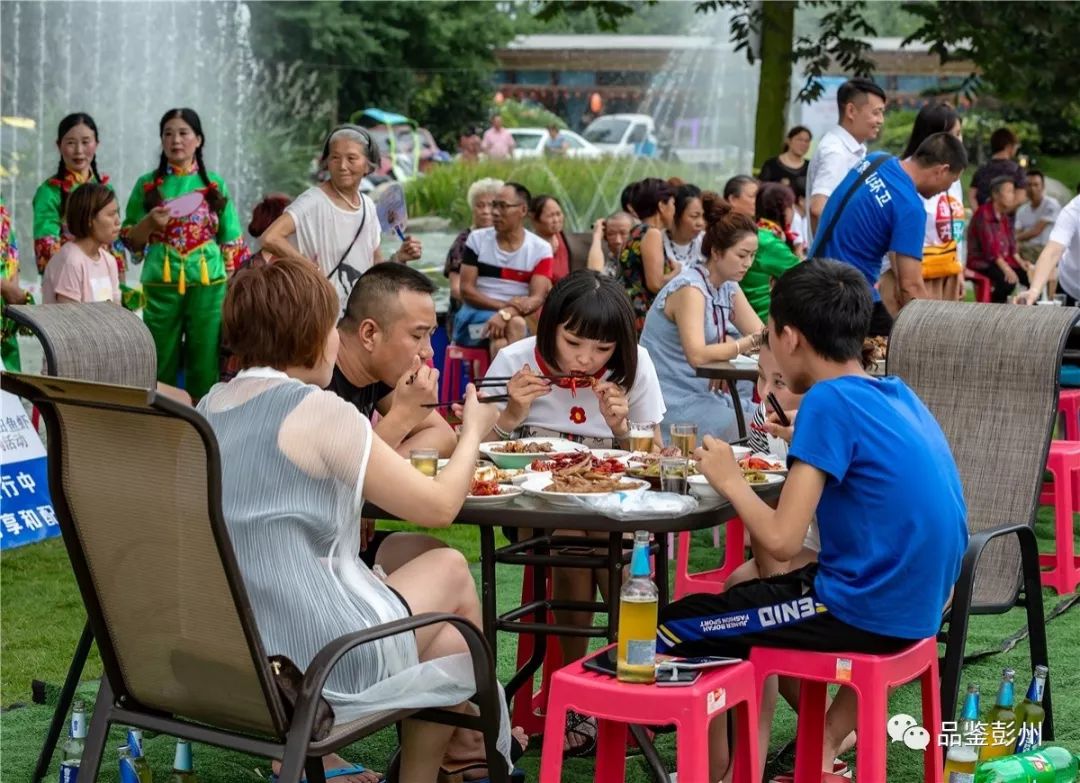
[1021,240,1067,304]
[1016,219,1051,242]
[375,395,457,457]
[808,194,828,234]
[259,212,298,260]
[641,228,676,293]
[967,186,980,213]
[893,253,928,307]
[125,206,171,251]
[587,221,607,272]
[449,271,462,301]
[668,286,756,367]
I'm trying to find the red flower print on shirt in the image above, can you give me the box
[569,406,587,425]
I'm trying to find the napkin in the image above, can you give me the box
[569,491,699,520]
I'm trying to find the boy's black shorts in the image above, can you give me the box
[657,564,913,659]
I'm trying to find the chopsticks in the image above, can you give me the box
[421,394,510,409]
[473,374,576,387]
[766,392,791,427]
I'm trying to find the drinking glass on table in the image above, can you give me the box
[628,421,656,454]
[409,448,439,477]
[670,422,697,457]
[659,456,689,495]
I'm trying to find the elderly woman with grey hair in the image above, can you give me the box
[261,124,422,311]
[443,177,503,333]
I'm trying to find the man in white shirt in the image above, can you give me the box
[1015,169,1062,262]
[806,78,888,239]
[1019,194,1080,305]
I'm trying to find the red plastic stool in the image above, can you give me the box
[750,638,943,783]
[965,268,992,303]
[510,565,563,736]
[1058,389,1080,441]
[539,646,760,783]
[1038,440,1080,594]
[673,518,747,599]
[441,344,490,402]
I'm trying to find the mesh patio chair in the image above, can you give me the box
[888,300,1080,734]
[3,372,508,783]
[6,303,159,782]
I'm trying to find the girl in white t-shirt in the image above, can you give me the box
[482,270,665,755]
[260,126,422,312]
[42,183,121,305]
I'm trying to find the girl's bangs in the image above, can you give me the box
[560,290,628,343]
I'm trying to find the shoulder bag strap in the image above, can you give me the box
[809,153,893,258]
[327,195,368,281]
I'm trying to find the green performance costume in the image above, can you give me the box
[1,196,23,372]
[122,163,249,398]
[32,169,127,277]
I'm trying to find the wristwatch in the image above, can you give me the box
[498,308,512,322]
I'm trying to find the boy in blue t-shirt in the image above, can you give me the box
[657,260,967,781]
[809,131,967,336]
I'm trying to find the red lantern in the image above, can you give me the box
[494,91,505,105]
[589,92,603,113]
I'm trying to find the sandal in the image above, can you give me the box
[563,711,598,758]
[437,731,527,783]
[769,760,850,783]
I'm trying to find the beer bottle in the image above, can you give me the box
[127,729,154,782]
[59,698,87,782]
[979,668,1018,761]
[1012,665,1048,754]
[616,531,658,684]
[974,746,1079,783]
[167,739,199,782]
[944,683,981,783]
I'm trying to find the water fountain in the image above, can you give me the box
[0,0,265,281]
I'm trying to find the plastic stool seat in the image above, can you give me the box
[539,647,760,782]
[1039,440,1080,594]
[673,518,747,599]
[750,638,943,783]
[441,344,490,403]
[965,268,992,303]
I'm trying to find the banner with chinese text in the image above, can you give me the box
[0,390,59,550]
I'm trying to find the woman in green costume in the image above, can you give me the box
[740,181,802,321]
[122,108,249,400]
[1,195,30,372]
[32,113,128,284]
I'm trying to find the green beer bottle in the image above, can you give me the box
[1013,666,1048,754]
[974,746,1079,783]
[945,684,982,782]
[980,668,1018,760]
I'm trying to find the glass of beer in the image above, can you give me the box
[659,457,689,495]
[670,422,698,457]
[409,448,439,477]
[627,421,655,454]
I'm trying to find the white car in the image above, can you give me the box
[509,128,604,160]
[582,114,658,158]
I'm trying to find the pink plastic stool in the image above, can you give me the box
[1038,440,1080,594]
[1058,389,1080,441]
[510,565,563,736]
[750,638,943,783]
[539,646,760,783]
[965,268,992,303]
[673,518,747,599]
[440,344,490,402]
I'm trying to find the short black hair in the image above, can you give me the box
[723,175,757,200]
[504,180,531,206]
[990,127,1019,154]
[790,175,806,200]
[989,175,1015,198]
[836,78,886,116]
[631,177,675,220]
[673,183,702,222]
[911,132,968,172]
[341,262,436,329]
[1026,168,1045,184]
[769,259,872,363]
[620,181,640,212]
[536,270,638,388]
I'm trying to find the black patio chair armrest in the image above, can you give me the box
[947,523,1038,623]
[289,612,494,739]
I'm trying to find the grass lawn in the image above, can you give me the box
[2,512,1077,782]
[1039,154,1080,195]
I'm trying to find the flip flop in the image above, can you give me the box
[438,732,528,783]
[269,763,381,782]
[563,711,598,758]
[769,760,851,783]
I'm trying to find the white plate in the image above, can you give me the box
[478,438,588,468]
[628,445,750,464]
[591,449,631,461]
[687,472,784,499]
[518,475,650,507]
[739,453,787,474]
[730,354,759,367]
[463,485,524,507]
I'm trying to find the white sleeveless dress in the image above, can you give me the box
[198,368,511,766]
